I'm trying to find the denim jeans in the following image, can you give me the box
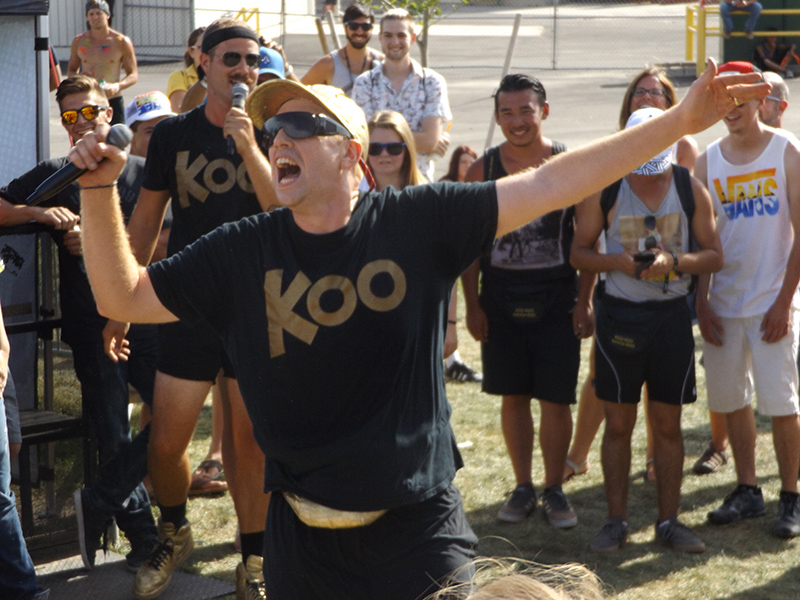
[720,1,762,33]
[70,324,158,543]
[0,389,41,600]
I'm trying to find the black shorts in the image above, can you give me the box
[263,484,477,600]
[156,319,235,381]
[481,311,580,404]
[594,294,697,406]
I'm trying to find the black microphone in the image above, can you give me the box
[227,82,250,156]
[27,124,134,206]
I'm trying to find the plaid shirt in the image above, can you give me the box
[353,60,452,180]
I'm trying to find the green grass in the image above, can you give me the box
[24,311,800,599]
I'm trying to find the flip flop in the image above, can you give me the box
[563,459,589,483]
[188,459,228,496]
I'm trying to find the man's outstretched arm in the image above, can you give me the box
[69,126,176,325]
[495,59,769,238]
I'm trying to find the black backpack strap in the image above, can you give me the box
[551,141,567,156]
[600,179,623,231]
[483,146,502,181]
[671,163,698,291]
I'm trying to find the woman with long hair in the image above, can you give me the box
[367,110,426,190]
[439,145,478,183]
[166,27,205,113]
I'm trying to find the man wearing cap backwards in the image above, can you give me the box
[125,91,176,159]
[68,1,138,126]
[0,75,159,572]
[572,107,722,554]
[69,60,767,599]
[113,17,275,600]
[695,62,800,539]
[301,1,383,96]
[257,46,286,85]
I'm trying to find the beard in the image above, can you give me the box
[347,34,369,50]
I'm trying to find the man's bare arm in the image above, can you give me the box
[224,108,277,212]
[115,36,139,94]
[0,197,80,230]
[413,116,446,157]
[127,188,170,266]
[495,59,769,239]
[67,37,82,75]
[300,55,334,86]
[70,131,175,323]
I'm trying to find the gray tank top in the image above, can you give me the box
[605,176,691,301]
[331,49,377,96]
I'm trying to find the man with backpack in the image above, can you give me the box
[462,74,594,529]
[572,107,723,553]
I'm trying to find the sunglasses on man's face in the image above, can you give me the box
[60,104,107,125]
[216,51,260,69]
[345,21,373,32]
[260,112,352,151]
[368,142,406,156]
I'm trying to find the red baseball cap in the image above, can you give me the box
[718,61,763,77]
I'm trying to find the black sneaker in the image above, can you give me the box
[708,485,766,525]
[74,488,113,570]
[590,516,629,553]
[773,491,800,539]
[541,487,578,529]
[655,517,706,553]
[497,483,537,523]
[445,359,483,383]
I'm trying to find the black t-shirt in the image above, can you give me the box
[143,106,262,256]
[0,156,145,344]
[148,181,498,511]
[479,143,577,313]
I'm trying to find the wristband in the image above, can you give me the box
[447,320,457,325]
[80,181,118,190]
[670,250,679,271]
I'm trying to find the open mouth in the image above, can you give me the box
[276,157,301,184]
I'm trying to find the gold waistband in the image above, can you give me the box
[283,492,387,529]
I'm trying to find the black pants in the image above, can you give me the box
[264,484,477,600]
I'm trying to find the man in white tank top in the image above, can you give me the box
[695,61,800,539]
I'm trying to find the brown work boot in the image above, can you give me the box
[133,520,194,600]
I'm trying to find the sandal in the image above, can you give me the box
[563,459,589,482]
[188,459,228,496]
[644,458,656,483]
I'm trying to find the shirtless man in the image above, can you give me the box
[68,0,138,126]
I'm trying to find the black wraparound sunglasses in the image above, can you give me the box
[345,21,374,32]
[368,142,406,156]
[260,112,352,151]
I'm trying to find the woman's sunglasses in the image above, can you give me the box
[216,51,261,69]
[260,112,352,151]
[368,142,406,156]
[345,21,374,32]
[60,104,107,125]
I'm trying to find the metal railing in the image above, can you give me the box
[686,5,800,76]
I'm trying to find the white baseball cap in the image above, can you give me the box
[124,91,175,127]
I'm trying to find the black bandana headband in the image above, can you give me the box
[201,26,260,54]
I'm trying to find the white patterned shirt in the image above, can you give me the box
[353,59,451,180]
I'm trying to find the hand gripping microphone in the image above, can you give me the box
[227,82,250,156]
[27,123,134,206]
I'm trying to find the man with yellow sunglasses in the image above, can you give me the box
[0,74,160,574]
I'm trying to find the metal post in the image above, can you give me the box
[484,14,522,150]
[281,0,287,49]
[552,0,558,70]
[315,18,330,55]
[697,6,706,78]
[326,9,341,50]
[421,10,430,68]
[686,6,694,62]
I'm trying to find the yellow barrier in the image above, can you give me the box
[685,5,800,77]
[235,7,261,37]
